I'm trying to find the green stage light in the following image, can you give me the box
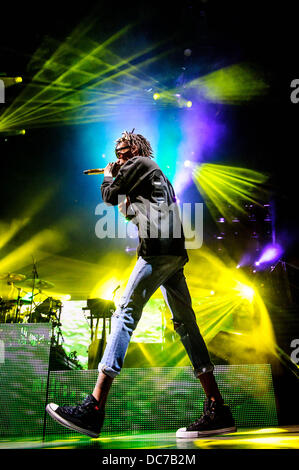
[153,92,160,100]
[185,63,269,104]
[146,62,267,110]
[193,163,269,221]
[0,21,174,131]
[0,129,25,136]
[0,77,23,88]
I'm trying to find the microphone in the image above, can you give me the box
[83,161,121,177]
[83,168,105,175]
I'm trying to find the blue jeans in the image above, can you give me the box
[98,255,214,378]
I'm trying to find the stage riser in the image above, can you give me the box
[45,365,278,437]
[0,324,51,439]
[0,324,278,439]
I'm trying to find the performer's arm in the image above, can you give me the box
[101,164,127,205]
[100,158,140,206]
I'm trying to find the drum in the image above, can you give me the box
[32,297,62,322]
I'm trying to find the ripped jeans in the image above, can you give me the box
[98,255,214,378]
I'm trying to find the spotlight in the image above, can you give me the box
[0,76,23,87]
[0,129,26,136]
[235,282,255,302]
[183,160,196,169]
[186,100,192,108]
[193,164,269,223]
[256,243,283,266]
[153,92,160,100]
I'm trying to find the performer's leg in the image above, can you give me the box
[91,257,189,411]
[91,256,190,414]
[98,255,186,380]
[160,268,223,403]
[92,371,114,408]
[161,268,236,438]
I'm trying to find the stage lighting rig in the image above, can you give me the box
[0,76,23,87]
[0,129,26,137]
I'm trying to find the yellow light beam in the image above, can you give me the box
[0,229,65,273]
[0,187,55,250]
[193,163,270,220]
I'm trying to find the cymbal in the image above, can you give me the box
[0,272,26,282]
[17,279,55,290]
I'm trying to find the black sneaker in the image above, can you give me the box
[46,394,105,438]
[176,398,237,438]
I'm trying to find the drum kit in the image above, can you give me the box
[0,260,87,370]
[0,271,61,325]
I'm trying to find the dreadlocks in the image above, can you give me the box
[116,129,154,158]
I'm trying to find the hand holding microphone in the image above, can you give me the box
[104,162,114,177]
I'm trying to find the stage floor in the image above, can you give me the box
[1,425,299,450]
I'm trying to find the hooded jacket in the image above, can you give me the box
[101,156,188,260]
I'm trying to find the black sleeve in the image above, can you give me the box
[100,158,141,206]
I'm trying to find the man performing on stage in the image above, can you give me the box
[46,130,236,439]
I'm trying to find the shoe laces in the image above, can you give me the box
[189,399,217,428]
[61,397,96,416]
[192,408,214,427]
